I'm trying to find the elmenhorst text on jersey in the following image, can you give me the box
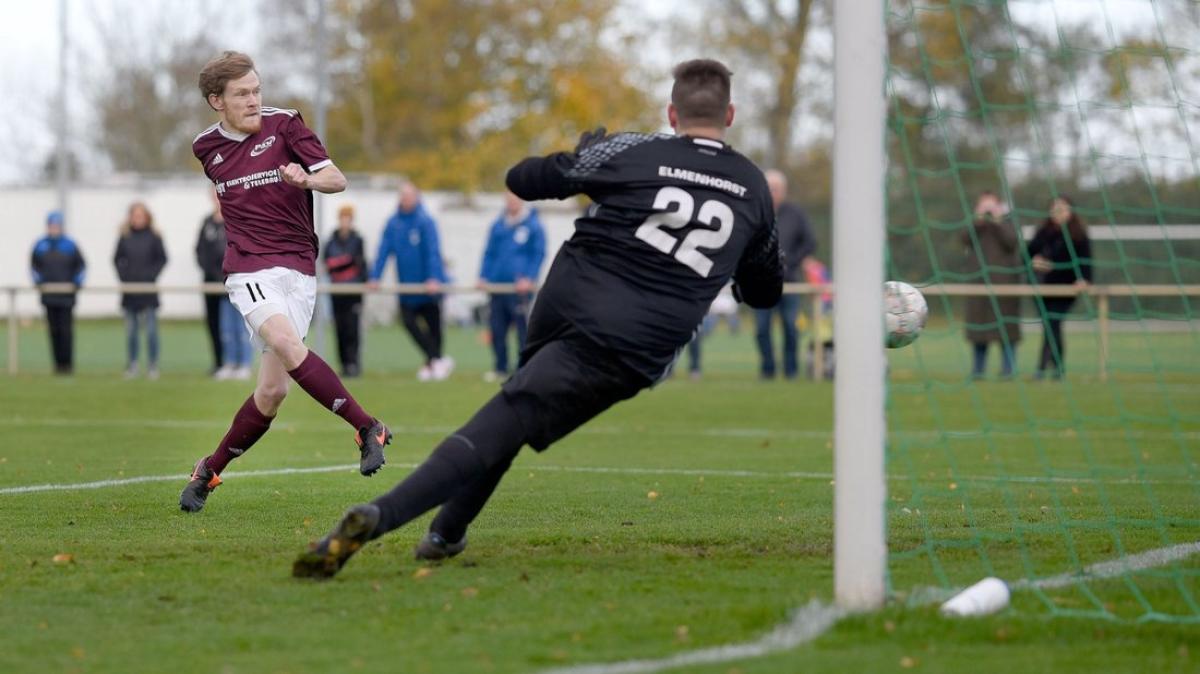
[657,166,748,197]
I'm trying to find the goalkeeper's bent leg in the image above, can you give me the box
[428,455,515,544]
[368,394,526,539]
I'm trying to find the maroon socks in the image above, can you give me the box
[288,351,374,430]
[204,353,372,475]
[206,395,274,474]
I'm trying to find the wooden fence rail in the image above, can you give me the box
[5,283,1200,379]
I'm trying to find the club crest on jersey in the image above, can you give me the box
[250,136,277,157]
[514,226,529,245]
[409,230,421,246]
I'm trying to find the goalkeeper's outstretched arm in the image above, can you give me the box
[506,127,612,202]
[732,222,784,309]
[505,153,579,202]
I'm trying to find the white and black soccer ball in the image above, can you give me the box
[884,281,928,349]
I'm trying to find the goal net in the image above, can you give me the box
[882,0,1200,622]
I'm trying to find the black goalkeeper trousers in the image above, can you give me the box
[1037,296,1075,374]
[368,323,648,542]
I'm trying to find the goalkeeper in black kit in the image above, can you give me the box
[294,58,784,578]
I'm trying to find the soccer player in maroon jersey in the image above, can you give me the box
[180,51,391,512]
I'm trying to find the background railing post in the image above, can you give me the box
[1097,289,1110,382]
[811,287,824,381]
[7,287,18,375]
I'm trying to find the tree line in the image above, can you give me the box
[58,0,1200,295]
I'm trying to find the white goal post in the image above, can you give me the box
[832,0,888,610]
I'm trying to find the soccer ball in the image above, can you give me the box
[884,281,928,349]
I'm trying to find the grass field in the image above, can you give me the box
[1,316,1197,673]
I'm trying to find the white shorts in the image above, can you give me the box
[225,266,317,350]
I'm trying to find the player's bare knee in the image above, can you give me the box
[271,340,308,370]
[255,380,289,412]
[258,318,308,368]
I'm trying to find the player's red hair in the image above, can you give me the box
[198,51,257,108]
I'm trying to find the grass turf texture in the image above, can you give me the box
[0,318,1197,673]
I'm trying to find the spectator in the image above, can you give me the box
[755,169,816,380]
[324,204,368,378]
[685,285,738,380]
[685,309,712,380]
[30,210,85,374]
[113,201,168,379]
[1028,195,1092,380]
[195,188,228,376]
[369,181,452,381]
[803,257,834,380]
[197,190,252,381]
[217,294,254,380]
[709,285,741,335]
[477,191,546,381]
[962,191,1022,379]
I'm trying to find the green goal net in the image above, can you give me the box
[883,0,1200,622]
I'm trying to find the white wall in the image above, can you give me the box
[0,179,581,318]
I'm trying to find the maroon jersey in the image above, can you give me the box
[192,107,332,275]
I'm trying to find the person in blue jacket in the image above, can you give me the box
[30,210,86,374]
[369,181,452,381]
[477,191,546,379]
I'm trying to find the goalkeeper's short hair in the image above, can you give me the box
[671,59,733,128]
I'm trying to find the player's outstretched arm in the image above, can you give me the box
[505,153,577,202]
[279,163,348,194]
[506,127,611,202]
[732,222,785,309]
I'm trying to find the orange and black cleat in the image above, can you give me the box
[355,420,391,477]
[292,504,380,580]
[179,458,223,513]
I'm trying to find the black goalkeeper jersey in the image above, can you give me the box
[506,132,783,382]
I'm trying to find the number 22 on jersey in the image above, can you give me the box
[634,186,734,277]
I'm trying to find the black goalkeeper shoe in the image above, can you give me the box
[355,420,391,476]
[414,531,467,561]
[179,458,223,513]
[292,504,381,580]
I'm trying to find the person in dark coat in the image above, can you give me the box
[113,201,168,379]
[1027,195,1092,379]
[30,210,86,374]
[195,188,226,374]
[324,204,368,377]
[962,191,1022,378]
[755,169,816,379]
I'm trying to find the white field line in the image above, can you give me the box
[1,415,1198,441]
[908,540,1200,605]
[2,460,1196,496]
[1014,540,1200,591]
[539,600,845,674]
[0,463,371,495]
[543,541,1200,674]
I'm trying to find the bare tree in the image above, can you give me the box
[84,2,232,174]
[699,0,820,172]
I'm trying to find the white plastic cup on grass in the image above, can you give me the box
[940,577,1010,617]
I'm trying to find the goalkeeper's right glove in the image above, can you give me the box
[574,126,608,154]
